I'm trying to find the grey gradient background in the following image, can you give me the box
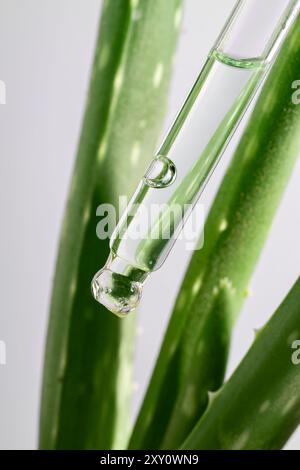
[0,0,300,449]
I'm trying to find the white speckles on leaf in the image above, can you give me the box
[130,0,139,8]
[230,431,250,450]
[70,278,77,298]
[145,410,153,428]
[169,341,177,357]
[131,141,141,165]
[243,286,253,298]
[83,205,91,225]
[213,286,219,296]
[174,7,182,29]
[177,292,187,309]
[98,139,108,162]
[282,396,298,415]
[182,384,196,417]
[98,44,110,70]
[51,424,58,442]
[59,354,67,380]
[213,278,236,297]
[259,400,270,413]
[192,277,202,296]
[219,218,228,232]
[114,68,124,92]
[219,277,236,295]
[153,63,164,88]
[132,9,142,21]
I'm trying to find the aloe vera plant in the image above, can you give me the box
[39,0,182,450]
[183,277,300,450]
[40,0,300,452]
[129,15,300,449]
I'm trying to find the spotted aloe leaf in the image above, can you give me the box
[39,0,182,450]
[183,277,300,450]
[129,14,300,449]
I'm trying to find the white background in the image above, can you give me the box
[0,0,299,449]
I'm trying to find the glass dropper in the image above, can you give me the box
[92,0,300,317]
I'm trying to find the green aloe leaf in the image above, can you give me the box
[183,277,300,450]
[39,0,182,450]
[129,14,300,449]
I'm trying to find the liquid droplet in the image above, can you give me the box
[144,155,177,188]
[91,268,142,317]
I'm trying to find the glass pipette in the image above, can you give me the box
[92,0,300,317]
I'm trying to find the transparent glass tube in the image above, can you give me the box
[92,0,300,317]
